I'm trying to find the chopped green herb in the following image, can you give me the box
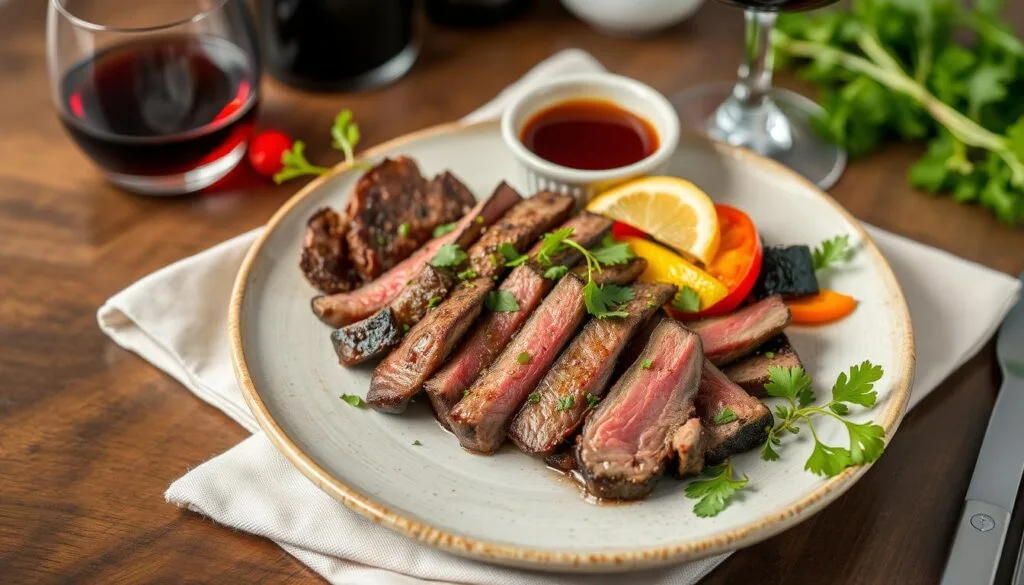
[398,222,411,237]
[765,351,776,359]
[273,141,331,184]
[427,296,442,308]
[329,108,365,167]
[412,440,423,446]
[464,389,471,398]
[640,358,653,369]
[474,216,485,224]
[517,351,532,364]
[402,323,410,333]
[499,242,529,267]
[556,394,574,411]
[484,290,519,312]
[646,300,658,309]
[376,234,387,246]
[812,235,854,271]
[671,287,701,313]
[536,227,576,266]
[590,234,636,266]
[584,281,634,319]
[432,222,457,238]
[340,394,366,408]
[429,243,467,268]
[543,265,569,280]
[712,407,738,425]
[527,391,541,404]
[685,459,748,517]
[457,268,478,280]
[585,392,600,409]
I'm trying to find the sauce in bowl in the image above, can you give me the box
[520,99,659,171]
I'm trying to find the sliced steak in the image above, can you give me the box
[424,212,614,426]
[300,208,361,294]
[671,418,706,477]
[577,319,703,500]
[689,296,791,366]
[509,282,677,456]
[697,360,774,463]
[544,444,578,473]
[312,182,520,328]
[722,334,803,397]
[447,275,588,453]
[366,192,575,412]
[345,159,473,280]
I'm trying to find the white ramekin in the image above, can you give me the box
[500,73,680,206]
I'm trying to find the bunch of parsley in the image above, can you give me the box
[774,0,1024,224]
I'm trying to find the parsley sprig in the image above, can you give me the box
[761,362,886,477]
[684,459,748,518]
[274,108,370,184]
[812,235,854,271]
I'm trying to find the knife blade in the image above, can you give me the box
[941,272,1024,585]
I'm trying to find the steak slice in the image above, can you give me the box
[577,319,703,500]
[508,282,677,456]
[447,275,588,453]
[346,159,473,280]
[366,192,575,412]
[445,259,650,452]
[312,182,520,328]
[689,296,791,366]
[698,360,774,463]
[672,418,706,477]
[300,208,361,294]
[424,212,613,426]
[544,444,578,473]
[722,334,803,397]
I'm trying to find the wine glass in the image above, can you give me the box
[673,0,846,189]
[47,0,261,196]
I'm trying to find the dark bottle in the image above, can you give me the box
[258,0,417,91]
[424,0,531,27]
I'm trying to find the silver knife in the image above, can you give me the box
[941,272,1024,585]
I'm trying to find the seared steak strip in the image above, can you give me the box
[300,208,361,294]
[509,282,677,456]
[330,185,524,365]
[446,260,649,453]
[689,296,791,366]
[577,320,703,500]
[424,212,613,426]
[346,159,472,280]
[721,334,803,397]
[671,417,706,477]
[313,182,520,328]
[366,192,575,412]
[544,444,578,474]
[698,360,774,463]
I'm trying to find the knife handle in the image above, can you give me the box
[940,500,1011,585]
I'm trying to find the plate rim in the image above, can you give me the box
[229,119,916,571]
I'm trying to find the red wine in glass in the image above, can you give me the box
[715,0,839,11]
[58,35,258,179]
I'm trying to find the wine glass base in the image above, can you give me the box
[104,140,247,196]
[673,82,847,190]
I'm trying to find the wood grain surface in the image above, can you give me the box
[1,1,1022,584]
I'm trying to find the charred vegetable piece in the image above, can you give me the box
[754,245,819,300]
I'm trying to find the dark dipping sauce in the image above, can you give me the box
[521,99,658,171]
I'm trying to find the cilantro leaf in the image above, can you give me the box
[761,439,781,462]
[340,394,366,408]
[805,441,853,477]
[330,109,361,163]
[412,439,423,446]
[831,360,883,407]
[556,394,574,411]
[273,141,331,184]
[685,460,748,518]
[812,234,854,270]
[536,227,575,265]
[527,392,540,404]
[671,287,701,313]
[764,366,815,407]
[432,222,457,238]
[484,290,519,312]
[499,242,528,267]
[516,351,531,365]
[585,392,600,409]
[845,420,886,465]
[543,265,569,280]
[712,407,738,425]
[639,358,653,370]
[583,281,634,319]
[427,296,442,309]
[429,243,467,268]
[590,235,635,266]
[457,268,478,280]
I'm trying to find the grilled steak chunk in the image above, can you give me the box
[300,208,361,294]
[577,320,703,500]
[424,212,614,426]
[722,334,803,396]
[698,360,774,463]
[672,418,706,477]
[544,444,578,473]
[366,192,575,412]
[312,182,520,328]
[689,296,791,366]
[445,259,649,451]
[346,158,473,280]
[509,282,677,456]
[448,275,588,453]
[331,307,404,366]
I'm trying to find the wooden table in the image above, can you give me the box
[3,1,1023,583]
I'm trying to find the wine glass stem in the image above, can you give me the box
[735,10,777,108]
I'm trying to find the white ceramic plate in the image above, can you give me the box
[230,121,914,572]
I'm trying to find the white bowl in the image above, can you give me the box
[561,0,705,37]
[500,73,680,205]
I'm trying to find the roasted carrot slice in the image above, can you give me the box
[786,289,857,325]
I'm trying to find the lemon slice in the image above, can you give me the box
[587,177,720,265]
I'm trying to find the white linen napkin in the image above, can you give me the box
[98,49,1022,585]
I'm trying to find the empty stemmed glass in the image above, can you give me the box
[673,0,846,189]
[47,0,261,195]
